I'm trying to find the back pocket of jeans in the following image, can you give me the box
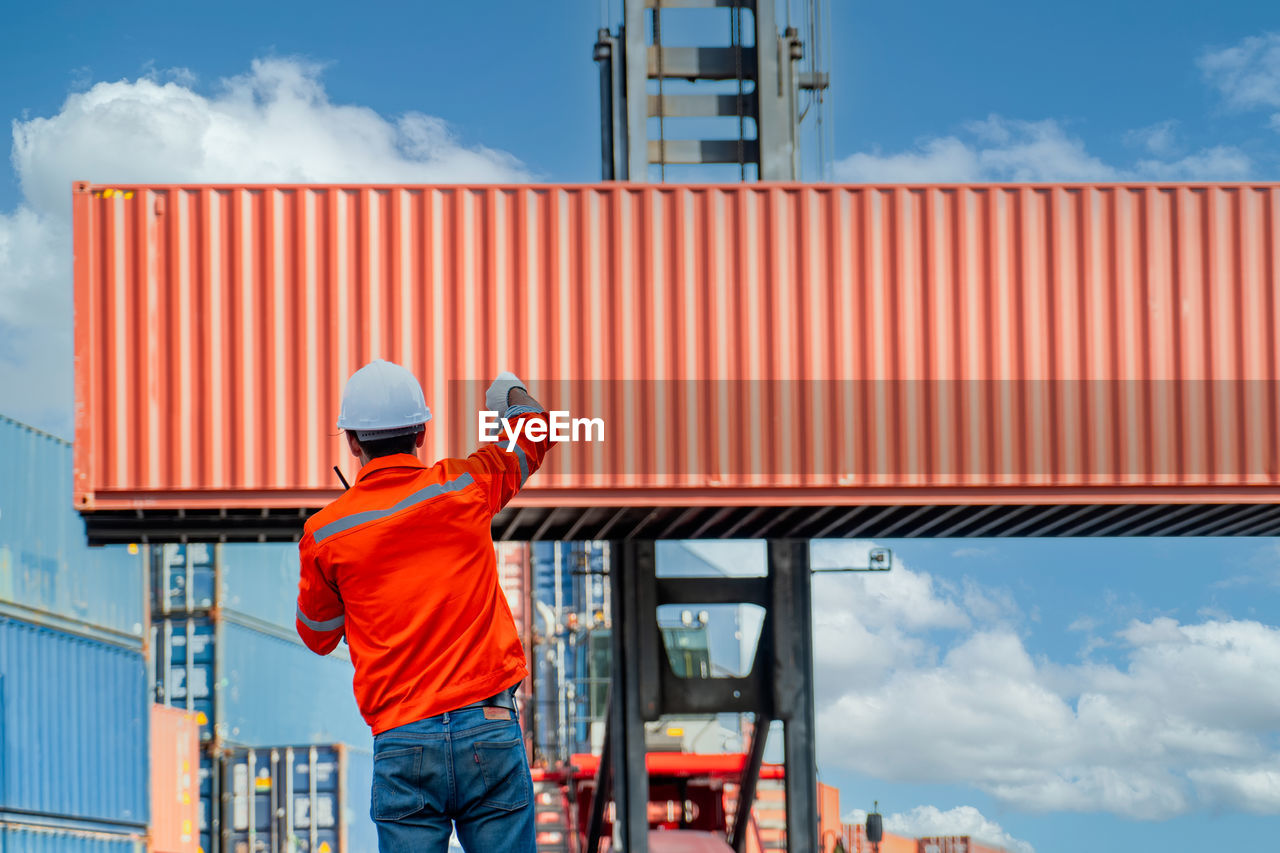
[473,738,529,811]
[372,746,425,820]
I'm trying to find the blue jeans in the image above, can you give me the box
[371,705,535,853]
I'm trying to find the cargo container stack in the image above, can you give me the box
[0,415,149,853]
[151,540,534,852]
[495,542,536,759]
[218,744,376,853]
[149,543,374,853]
[916,838,1008,853]
[531,542,610,764]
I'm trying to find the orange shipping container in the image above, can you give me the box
[841,823,917,853]
[150,704,199,853]
[495,541,535,756]
[918,837,1008,853]
[72,183,1280,542]
[818,782,842,853]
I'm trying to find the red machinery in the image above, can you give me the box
[533,754,789,853]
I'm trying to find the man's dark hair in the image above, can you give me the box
[349,430,419,459]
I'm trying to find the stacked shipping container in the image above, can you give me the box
[531,542,610,762]
[0,416,148,849]
[150,540,533,851]
[149,542,372,852]
[150,543,368,741]
[916,838,1008,853]
[218,744,376,853]
[150,705,200,853]
[496,542,536,760]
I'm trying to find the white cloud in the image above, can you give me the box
[834,114,1251,183]
[1134,146,1253,180]
[1200,32,1280,128]
[834,136,984,183]
[811,546,1280,820]
[0,58,529,437]
[1124,120,1180,156]
[1188,767,1280,813]
[844,805,1035,853]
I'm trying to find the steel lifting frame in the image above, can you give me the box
[586,539,818,853]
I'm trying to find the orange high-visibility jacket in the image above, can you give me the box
[296,410,553,735]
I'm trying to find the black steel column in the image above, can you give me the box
[769,538,818,853]
[593,29,616,180]
[728,711,772,852]
[609,539,653,852]
[585,684,612,852]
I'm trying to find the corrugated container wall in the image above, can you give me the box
[840,824,917,853]
[152,615,370,748]
[150,705,200,853]
[917,838,1008,853]
[74,183,1280,515]
[219,744,375,853]
[0,415,143,636]
[0,824,145,853]
[818,782,841,853]
[495,542,533,756]
[0,617,148,827]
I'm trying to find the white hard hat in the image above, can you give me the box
[336,359,431,441]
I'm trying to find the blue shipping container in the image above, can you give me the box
[153,617,218,742]
[0,823,145,853]
[197,753,219,853]
[151,543,301,632]
[0,617,148,826]
[218,544,304,630]
[154,616,371,749]
[151,544,217,614]
[0,415,143,638]
[531,542,609,759]
[222,745,375,853]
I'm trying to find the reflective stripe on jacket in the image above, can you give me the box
[296,410,553,735]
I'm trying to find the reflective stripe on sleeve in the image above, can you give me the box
[313,472,475,543]
[297,606,344,632]
[512,444,530,486]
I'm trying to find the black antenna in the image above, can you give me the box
[333,465,351,490]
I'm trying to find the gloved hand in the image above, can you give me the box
[485,371,527,414]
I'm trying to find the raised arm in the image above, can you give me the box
[467,372,556,513]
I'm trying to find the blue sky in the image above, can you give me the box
[818,537,1280,853]
[4,0,1280,207]
[685,534,1280,853]
[4,2,1280,851]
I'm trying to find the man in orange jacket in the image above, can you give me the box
[296,359,553,853]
